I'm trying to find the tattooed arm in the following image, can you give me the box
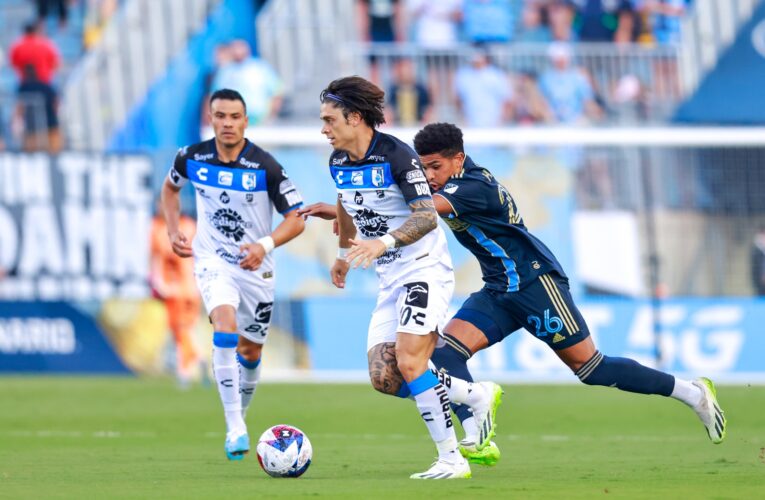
[389,197,438,247]
[367,342,406,395]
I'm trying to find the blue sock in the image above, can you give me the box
[576,351,674,396]
[406,370,439,396]
[236,353,261,370]
[431,335,474,424]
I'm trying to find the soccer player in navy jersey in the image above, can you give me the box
[300,122,727,467]
[311,77,503,479]
[161,89,305,460]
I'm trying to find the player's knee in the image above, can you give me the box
[237,343,262,363]
[368,371,399,396]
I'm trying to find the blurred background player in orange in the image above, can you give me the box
[150,208,202,387]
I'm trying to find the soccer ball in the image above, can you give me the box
[256,425,312,478]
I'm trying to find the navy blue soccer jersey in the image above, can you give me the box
[435,156,566,292]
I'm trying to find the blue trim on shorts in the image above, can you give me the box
[407,370,439,396]
[237,353,261,369]
[213,332,238,348]
[453,308,504,346]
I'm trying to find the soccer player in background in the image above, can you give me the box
[161,89,305,460]
[314,76,501,479]
[299,122,728,466]
[150,209,202,386]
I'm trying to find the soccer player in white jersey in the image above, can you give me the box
[314,76,501,479]
[160,89,305,460]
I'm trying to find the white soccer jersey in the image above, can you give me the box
[167,139,303,274]
[329,130,453,288]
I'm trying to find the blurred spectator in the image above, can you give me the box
[517,1,553,42]
[514,70,554,124]
[639,0,687,45]
[357,0,403,84]
[386,58,432,126]
[462,0,514,44]
[548,0,576,41]
[14,64,61,153]
[83,0,120,49]
[454,47,513,127]
[150,210,203,386]
[752,225,765,296]
[35,0,71,28]
[209,40,284,126]
[9,23,60,86]
[570,0,636,42]
[611,73,649,121]
[538,43,600,123]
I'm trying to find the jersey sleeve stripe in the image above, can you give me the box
[279,203,304,214]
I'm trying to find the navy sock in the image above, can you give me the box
[431,335,475,423]
[576,351,674,396]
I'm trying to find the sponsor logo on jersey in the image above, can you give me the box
[332,156,348,165]
[193,152,213,161]
[335,171,345,185]
[196,187,210,198]
[285,191,302,206]
[532,261,541,270]
[376,190,385,199]
[279,179,295,194]
[218,171,233,186]
[239,157,259,168]
[242,172,257,191]
[219,191,230,204]
[406,170,426,183]
[207,208,252,242]
[368,155,386,162]
[444,183,459,194]
[254,302,274,323]
[170,168,181,184]
[351,171,364,186]
[404,282,429,308]
[196,167,209,181]
[372,167,384,186]
[376,247,401,265]
[414,182,430,196]
[354,191,364,204]
[354,208,392,237]
[443,216,470,232]
[245,193,254,203]
[216,248,244,264]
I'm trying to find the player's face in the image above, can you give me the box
[210,99,248,148]
[421,152,465,192]
[320,102,358,151]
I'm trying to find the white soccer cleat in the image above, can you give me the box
[692,377,727,444]
[471,381,504,451]
[410,457,472,479]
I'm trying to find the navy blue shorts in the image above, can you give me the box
[452,273,590,351]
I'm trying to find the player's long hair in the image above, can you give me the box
[413,122,464,158]
[320,76,386,129]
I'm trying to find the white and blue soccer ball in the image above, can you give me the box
[256,425,312,478]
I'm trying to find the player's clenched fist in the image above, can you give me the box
[239,242,267,271]
[169,231,193,258]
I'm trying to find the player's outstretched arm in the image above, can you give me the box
[297,202,338,220]
[160,178,193,258]
[331,198,355,287]
[239,210,305,271]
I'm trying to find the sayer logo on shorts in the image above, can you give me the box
[404,282,429,308]
[254,302,274,323]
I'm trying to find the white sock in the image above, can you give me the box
[413,382,461,462]
[670,377,703,407]
[429,365,478,406]
[239,359,262,419]
[213,345,246,436]
[461,416,479,443]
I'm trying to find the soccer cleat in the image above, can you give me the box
[225,432,250,460]
[692,377,727,444]
[459,439,500,466]
[409,457,472,479]
[472,382,504,451]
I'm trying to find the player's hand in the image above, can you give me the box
[169,231,193,258]
[347,238,387,270]
[239,242,267,271]
[297,202,338,221]
[330,258,350,288]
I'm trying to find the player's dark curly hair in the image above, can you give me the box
[210,88,247,113]
[413,123,464,158]
[320,76,386,129]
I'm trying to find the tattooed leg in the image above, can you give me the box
[367,342,408,397]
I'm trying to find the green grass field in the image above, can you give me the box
[0,378,763,499]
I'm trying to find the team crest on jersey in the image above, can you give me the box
[354,191,364,204]
[207,208,251,242]
[444,183,459,194]
[242,172,257,191]
[219,191,230,204]
[372,167,384,187]
[354,208,392,237]
[404,282,429,308]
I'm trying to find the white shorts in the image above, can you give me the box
[366,266,455,351]
[194,258,275,344]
